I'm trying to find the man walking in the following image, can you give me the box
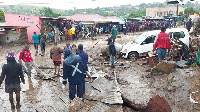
[0,52,25,109]
[39,32,46,56]
[153,27,171,62]
[19,45,41,77]
[31,32,39,56]
[63,47,86,102]
[50,42,64,75]
[107,38,116,68]
[186,18,193,32]
[111,25,118,41]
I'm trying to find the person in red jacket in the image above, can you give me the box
[19,45,41,77]
[153,27,171,62]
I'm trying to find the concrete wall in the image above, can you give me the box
[146,7,184,17]
[0,29,20,44]
[4,14,42,42]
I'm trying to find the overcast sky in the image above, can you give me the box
[0,0,197,10]
[0,0,165,9]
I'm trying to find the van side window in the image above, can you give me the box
[143,36,155,44]
[170,31,185,39]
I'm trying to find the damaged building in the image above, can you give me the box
[0,26,28,44]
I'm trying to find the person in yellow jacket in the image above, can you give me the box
[71,24,76,40]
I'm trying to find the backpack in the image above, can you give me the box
[145,95,172,112]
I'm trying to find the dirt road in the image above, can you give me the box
[0,32,199,112]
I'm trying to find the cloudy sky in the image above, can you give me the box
[0,0,165,9]
[0,0,196,10]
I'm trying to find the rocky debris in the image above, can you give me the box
[176,60,188,68]
[151,69,196,112]
[151,61,176,75]
[118,66,153,110]
[85,75,123,105]
[69,97,91,112]
[90,102,110,112]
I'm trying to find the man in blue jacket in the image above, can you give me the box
[76,44,88,72]
[63,47,86,102]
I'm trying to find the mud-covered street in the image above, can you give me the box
[0,33,200,112]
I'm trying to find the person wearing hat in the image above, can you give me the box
[0,52,25,109]
[107,38,116,68]
[111,25,118,42]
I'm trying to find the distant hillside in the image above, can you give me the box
[0,1,199,18]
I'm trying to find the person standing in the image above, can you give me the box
[153,27,171,62]
[50,42,64,75]
[76,44,88,94]
[63,47,86,102]
[71,24,76,40]
[111,25,118,41]
[0,52,25,109]
[76,44,88,73]
[39,32,46,56]
[123,24,127,35]
[107,38,116,68]
[31,32,39,56]
[71,44,77,53]
[19,45,41,77]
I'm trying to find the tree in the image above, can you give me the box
[179,11,184,16]
[128,12,145,18]
[40,7,61,17]
[0,9,5,22]
[104,13,115,17]
[184,7,198,15]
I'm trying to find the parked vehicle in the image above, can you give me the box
[120,28,190,60]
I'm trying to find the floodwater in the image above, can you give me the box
[0,32,199,112]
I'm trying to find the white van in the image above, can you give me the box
[120,28,190,60]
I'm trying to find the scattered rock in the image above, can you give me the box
[151,62,176,75]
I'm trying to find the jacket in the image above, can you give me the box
[76,50,88,71]
[153,32,171,50]
[109,42,116,56]
[0,60,24,85]
[19,49,33,62]
[63,48,86,84]
[39,33,46,43]
[50,46,64,60]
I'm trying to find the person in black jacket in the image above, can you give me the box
[0,52,25,109]
[107,38,116,68]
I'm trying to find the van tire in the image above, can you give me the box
[128,52,139,61]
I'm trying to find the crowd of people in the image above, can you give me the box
[43,18,179,43]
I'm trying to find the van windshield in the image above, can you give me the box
[135,34,147,44]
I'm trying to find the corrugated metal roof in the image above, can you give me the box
[70,14,104,22]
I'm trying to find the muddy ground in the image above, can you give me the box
[0,31,199,112]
